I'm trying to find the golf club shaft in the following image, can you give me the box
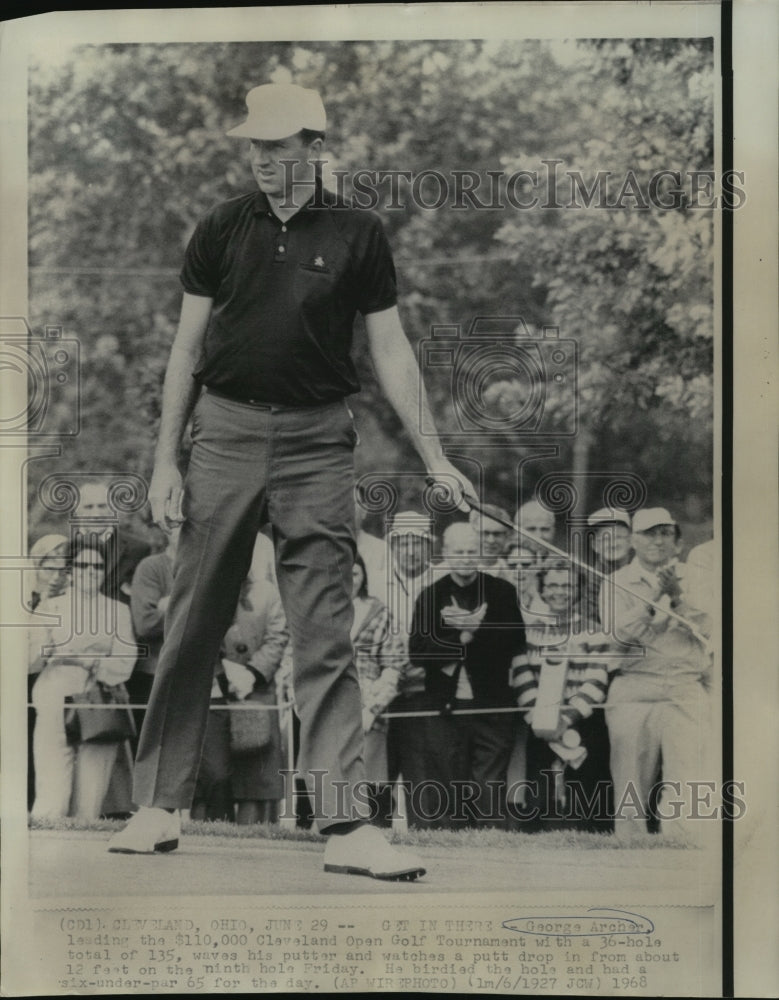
[429,480,710,647]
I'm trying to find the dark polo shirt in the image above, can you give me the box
[180,182,398,405]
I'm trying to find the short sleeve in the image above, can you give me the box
[180,215,220,297]
[353,214,398,316]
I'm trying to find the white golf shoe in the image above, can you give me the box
[323,824,425,881]
[107,807,181,854]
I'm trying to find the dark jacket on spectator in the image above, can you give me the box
[408,571,525,710]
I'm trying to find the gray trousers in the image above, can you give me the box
[607,671,711,838]
[133,390,367,829]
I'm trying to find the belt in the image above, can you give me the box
[205,386,271,409]
[204,386,344,412]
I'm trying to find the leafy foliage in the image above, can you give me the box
[27,38,715,533]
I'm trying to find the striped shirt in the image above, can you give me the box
[510,613,610,723]
[352,596,407,722]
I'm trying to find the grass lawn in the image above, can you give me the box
[28,814,694,851]
[27,814,711,899]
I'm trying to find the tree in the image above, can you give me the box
[26,37,715,535]
[493,38,715,511]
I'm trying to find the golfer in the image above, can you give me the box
[109,83,474,879]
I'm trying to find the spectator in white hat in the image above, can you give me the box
[27,534,70,611]
[581,507,633,624]
[370,510,435,612]
[602,507,713,841]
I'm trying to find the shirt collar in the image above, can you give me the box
[623,556,656,584]
[252,176,335,218]
[392,563,430,590]
[448,571,480,589]
[624,555,680,587]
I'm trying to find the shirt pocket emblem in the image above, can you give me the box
[299,255,331,274]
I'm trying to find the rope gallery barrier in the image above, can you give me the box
[30,693,713,831]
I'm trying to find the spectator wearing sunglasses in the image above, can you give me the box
[74,479,154,605]
[510,558,612,831]
[29,540,138,818]
[502,544,546,618]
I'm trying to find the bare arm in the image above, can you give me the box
[149,292,213,528]
[364,306,476,505]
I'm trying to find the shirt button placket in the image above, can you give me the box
[275,223,288,262]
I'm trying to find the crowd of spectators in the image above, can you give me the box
[26,479,714,840]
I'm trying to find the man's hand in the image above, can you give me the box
[426,461,478,513]
[222,659,255,701]
[441,597,487,646]
[149,463,184,531]
[148,295,211,531]
[657,565,683,603]
[440,598,488,630]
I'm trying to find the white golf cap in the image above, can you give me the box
[388,510,433,539]
[632,507,677,533]
[226,84,326,140]
[30,534,68,560]
[587,507,632,529]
